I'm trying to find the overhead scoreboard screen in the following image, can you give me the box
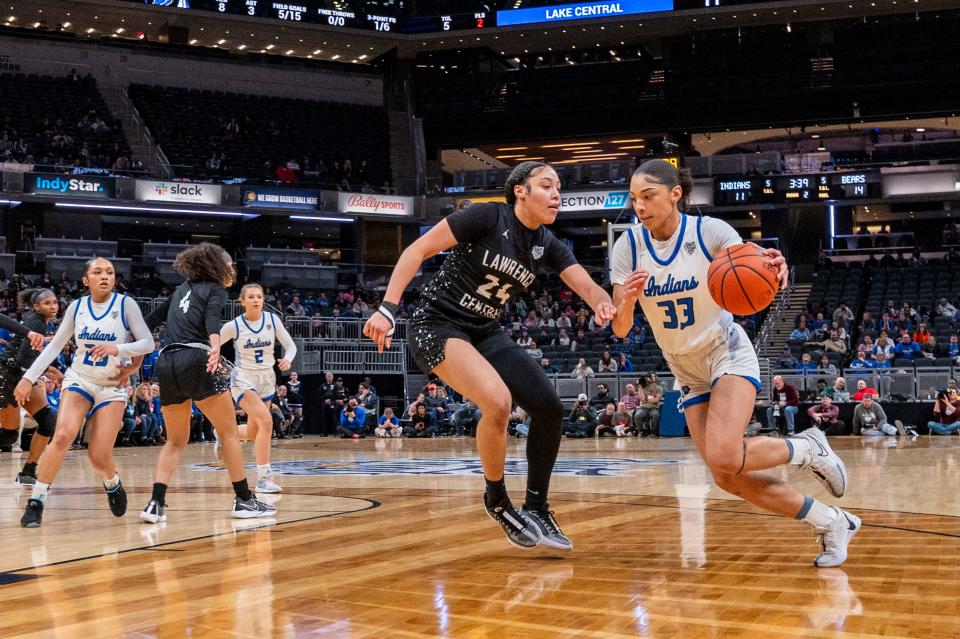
[496,0,673,27]
[713,171,882,206]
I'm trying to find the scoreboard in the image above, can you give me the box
[713,171,882,206]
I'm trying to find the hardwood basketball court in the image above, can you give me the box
[1,436,958,638]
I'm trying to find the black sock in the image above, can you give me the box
[151,482,167,505]
[21,462,37,477]
[484,476,508,507]
[523,486,548,511]
[232,478,252,501]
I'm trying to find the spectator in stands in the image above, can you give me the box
[553,327,571,349]
[406,392,426,419]
[854,395,896,436]
[619,383,640,412]
[879,312,897,333]
[936,297,957,321]
[777,346,799,369]
[452,401,481,437]
[617,353,633,374]
[896,311,914,334]
[829,377,851,402]
[833,303,854,328]
[811,313,830,339]
[571,328,587,352]
[852,379,879,401]
[815,378,830,398]
[860,312,877,332]
[595,403,618,437]
[404,403,437,438]
[947,335,960,362]
[874,333,894,358]
[920,335,942,359]
[525,340,543,359]
[598,351,618,373]
[927,389,960,435]
[796,353,817,373]
[570,357,593,378]
[589,383,612,412]
[375,407,402,438]
[902,302,918,323]
[516,328,532,348]
[818,329,848,354]
[611,402,634,437]
[285,294,306,317]
[893,333,921,361]
[628,326,646,349]
[808,395,845,436]
[789,321,811,342]
[538,357,558,375]
[565,394,598,438]
[357,382,378,421]
[766,376,800,435]
[849,349,872,369]
[912,323,932,346]
[423,383,449,425]
[338,397,366,438]
[634,372,663,437]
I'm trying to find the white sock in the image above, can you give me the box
[797,497,838,529]
[257,464,271,481]
[31,481,50,502]
[785,438,810,465]
[103,472,120,490]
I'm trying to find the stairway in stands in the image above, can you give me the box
[758,281,812,363]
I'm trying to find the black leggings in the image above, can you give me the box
[482,337,564,498]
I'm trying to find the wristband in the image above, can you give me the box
[376,301,398,336]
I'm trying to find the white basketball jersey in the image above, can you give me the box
[610,214,741,356]
[71,292,132,384]
[231,313,278,372]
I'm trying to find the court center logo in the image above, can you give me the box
[187,456,682,477]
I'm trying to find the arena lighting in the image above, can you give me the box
[289,216,355,223]
[53,203,257,218]
[0,199,22,206]
[828,203,836,250]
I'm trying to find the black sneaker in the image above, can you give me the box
[231,495,277,519]
[14,472,37,487]
[139,499,166,524]
[520,505,573,551]
[105,479,127,517]
[21,498,43,528]
[484,497,542,549]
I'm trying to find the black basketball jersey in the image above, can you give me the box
[146,281,228,346]
[3,312,47,370]
[419,203,577,326]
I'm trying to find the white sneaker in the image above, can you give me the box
[139,499,167,524]
[256,477,282,494]
[814,508,861,568]
[796,427,847,498]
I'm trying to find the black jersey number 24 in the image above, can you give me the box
[476,275,513,305]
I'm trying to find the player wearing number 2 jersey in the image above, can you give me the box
[610,160,858,567]
[364,162,616,551]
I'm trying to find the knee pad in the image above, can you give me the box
[0,427,18,445]
[34,407,56,438]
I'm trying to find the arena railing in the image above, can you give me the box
[770,366,955,401]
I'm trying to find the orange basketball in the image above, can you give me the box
[706,244,779,315]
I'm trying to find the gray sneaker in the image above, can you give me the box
[231,495,277,519]
[814,508,861,568]
[484,498,542,549]
[520,505,573,551]
[796,427,847,498]
[14,472,36,487]
[255,477,282,494]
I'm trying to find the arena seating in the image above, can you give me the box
[127,84,390,186]
[0,72,130,169]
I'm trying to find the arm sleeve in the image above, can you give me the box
[0,314,30,338]
[273,315,297,361]
[544,232,578,274]
[22,301,79,383]
[219,318,238,345]
[117,298,157,359]
[444,203,501,244]
[700,216,743,256]
[609,229,637,286]
[145,296,171,331]
[206,287,228,338]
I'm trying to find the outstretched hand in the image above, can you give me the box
[363,314,393,353]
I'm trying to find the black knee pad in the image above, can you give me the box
[34,407,56,438]
[0,428,18,446]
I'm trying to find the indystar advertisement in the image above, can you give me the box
[136,180,222,205]
[497,0,673,26]
[243,188,320,211]
[26,173,115,198]
[560,190,629,212]
[338,192,413,216]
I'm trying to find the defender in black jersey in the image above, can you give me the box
[136,243,275,523]
[0,289,62,486]
[364,162,616,550]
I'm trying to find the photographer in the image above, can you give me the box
[564,393,598,438]
[928,389,960,435]
[338,397,367,438]
[854,395,896,436]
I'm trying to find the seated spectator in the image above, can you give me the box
[776,345,799,369]
[553,327,572,349]
[620,383,640,412]
[766,375,800,435]
[796,353,817,373]
[571,357,594,379]
[789,323,812,342]
[375,407,402,438]
[874,334,894,358]
[815,378,830,398]
[285,294,306,317]
[595,403,618,437]
[611,401,633,437]
[807,395,845,436]
[811,329,847,354]
[928,389,960,435]
[338,397,366,438]
[920,334,941,359]
[827,377,851,402]
[854,395,896,436]
[135,383,162,445]
[516,328,532,347]
[946,334,960,362]
[404,403,437,438]
[510,405,530,438]
[617,353,633,373]
[564,394,598,438]
[452,401,481,437]
[817,354,839,377]
[912,323,932,346]
[851,379,879,401]
[540,357,559,375]
[849,350,872,369]
[634,372,663,437]
[935,297,957,321]
[597,351,618,373]
[893,334,921,361]
[833,303,854,328]
[811,312,830,338]
[872,351,891,369]
[589,383,612,412]
[423,383,449,425]
[358,382,378,418]
[525,340,543,359]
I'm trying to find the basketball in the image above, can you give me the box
[707,244,779,315]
